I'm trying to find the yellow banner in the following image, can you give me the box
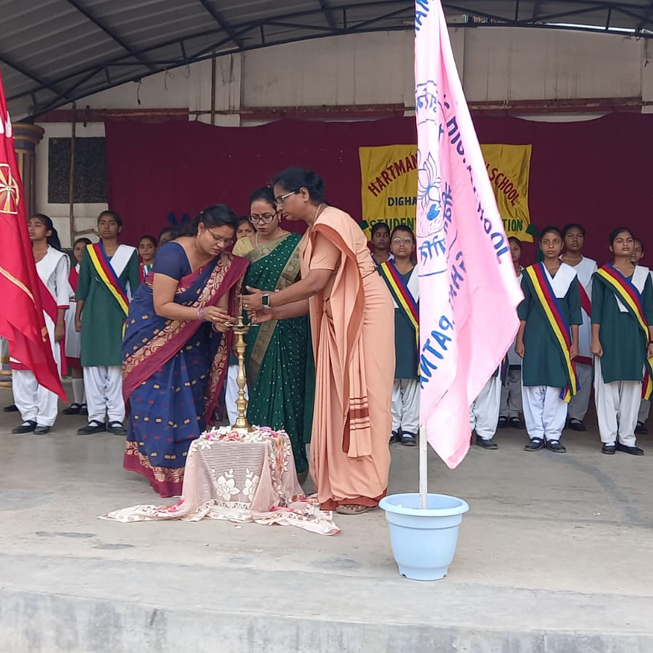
[359,143,533,242]
[359,145,418,239]
[482,144,533,243]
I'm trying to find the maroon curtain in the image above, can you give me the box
[106,114,653,265]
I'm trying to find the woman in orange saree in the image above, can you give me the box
[245,169,393,514]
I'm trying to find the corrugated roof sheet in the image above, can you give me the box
[1,0,651,118]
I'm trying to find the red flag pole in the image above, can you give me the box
[0,69,66,401]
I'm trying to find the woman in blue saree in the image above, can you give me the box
[233,187,314,477]
[122,205,248,497]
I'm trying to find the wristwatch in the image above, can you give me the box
[261,293,272,309]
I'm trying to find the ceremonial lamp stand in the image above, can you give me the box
[229,310,253,432]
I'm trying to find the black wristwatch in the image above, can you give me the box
[261,293,272,309]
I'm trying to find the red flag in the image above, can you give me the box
[0,69,66,400]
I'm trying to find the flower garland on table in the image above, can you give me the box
[200,425,288,444]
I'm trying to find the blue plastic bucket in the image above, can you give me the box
[379,493,469,581]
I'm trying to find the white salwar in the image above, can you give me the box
[594,359,640,447]
[638,399,650,425]
[522,385,568,442]
[392,379,420,435]
[567,256,597,422]
[470,375,502,441]
[12,247,69,427]
[84,365,125,424]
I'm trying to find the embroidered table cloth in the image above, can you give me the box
[103,427,339,535]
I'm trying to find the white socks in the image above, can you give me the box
[71,378,85,405]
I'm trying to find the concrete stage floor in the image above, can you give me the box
[1,386,652,653]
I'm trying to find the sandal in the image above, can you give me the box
[62,403,83,415]
[335,504,377,515]
[400,432,417,447]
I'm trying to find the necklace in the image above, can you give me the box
[314,203,323,222]
[256,226,284,247]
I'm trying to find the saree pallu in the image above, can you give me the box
[122,253,248,497]
[302,207,393,510]
[243,233,314,474]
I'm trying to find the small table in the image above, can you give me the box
[104,427,338,535]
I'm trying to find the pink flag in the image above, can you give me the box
[415,0,523,468]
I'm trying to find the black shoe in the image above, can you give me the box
[497,416,508,429]
[62,403,83,415]
[79,403,88,415]
[108,421,127,436]
[390,430,402,444]
[77,420,106,435]
[568,418,586,432]
[615,442,644,456]
[34,425,51,435]
[602,444,616,455]
[635,421,648,435]
[475,436,498,450]
[12,420,36,434]
[524,438,544,452]
[547,440,567,453]
[508,417,526,430]
[400,431,417,447]
[3,404,19,413]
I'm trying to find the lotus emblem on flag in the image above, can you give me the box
[0,163,20,215]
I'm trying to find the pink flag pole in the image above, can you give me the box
[414,0,523,507]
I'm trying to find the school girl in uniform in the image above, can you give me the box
[138,235,157,283]
[76,211,140,436]
[561,223,597,432]
[631,237,652,435]
[499,236,525,429]
[379,225,419,446]
[591,228,653,456]
[11,214,69,435]
[370,221,391,266]
[515,227,581,453]
[62,237,92,416]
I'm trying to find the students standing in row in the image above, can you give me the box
[62,237,92,416]
[138,235,157,282]
[370,222,391,265]
[516,227,581,453]
[75,211,140,435]
[499,236,525,429]
[379,225,419,447]
[12,215,69,435]
[591,228,653,456]
[631,237,651,435]
[560,223,597,432]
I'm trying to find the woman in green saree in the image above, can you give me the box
[233,187,314,476]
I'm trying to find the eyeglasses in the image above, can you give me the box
[250,212,277,224]
[205,230,234,247]
[392,237,414,245]
[275,190,297,204]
